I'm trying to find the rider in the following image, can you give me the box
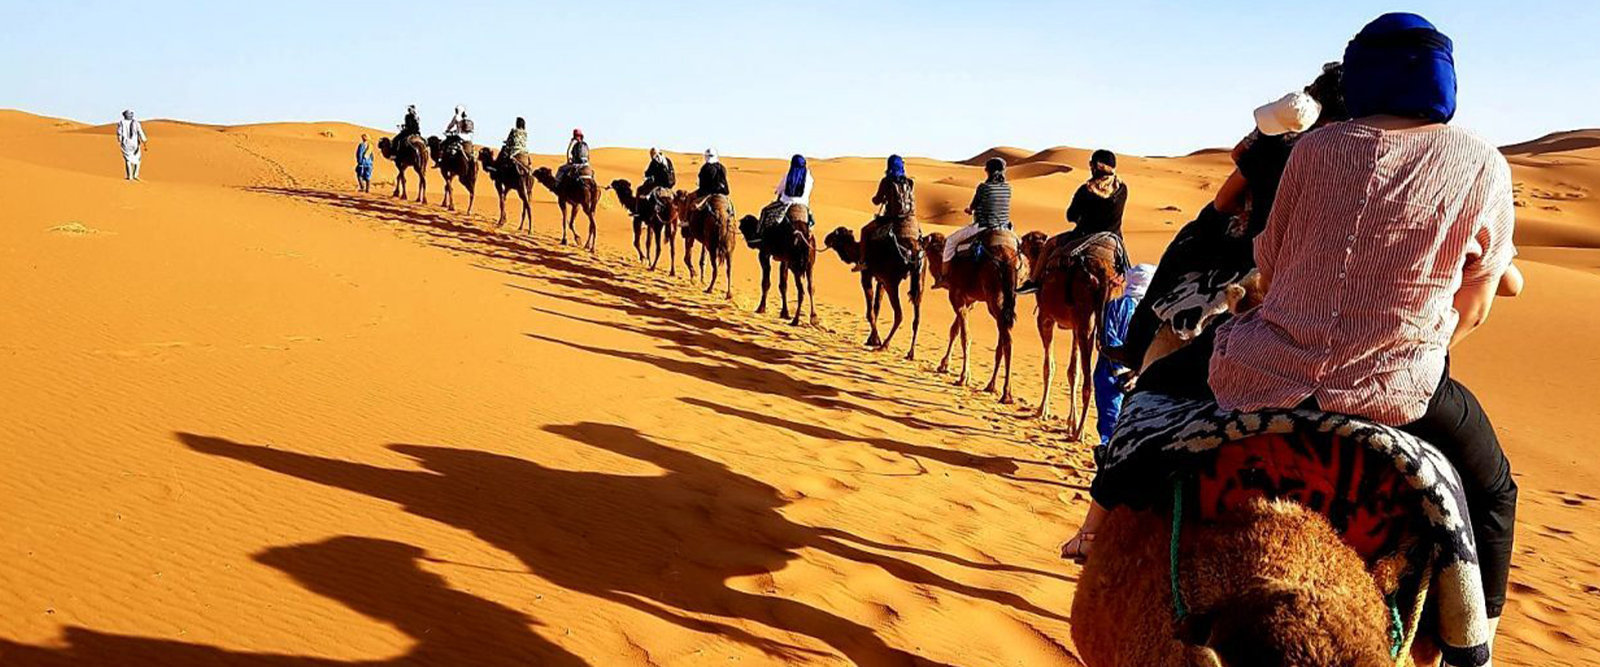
[853,154,918,272]
[766,154,814,228]
[1018,149,1126,294]
[443,105,473,151]
[695,149,733,217]
[501,117,529,169]
[397,104,421,145]
[558,128,590,184]
[640,147,676,200]
[935,157,1012,288]
[1126,13,1520,637]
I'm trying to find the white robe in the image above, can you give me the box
[117,119,146,165]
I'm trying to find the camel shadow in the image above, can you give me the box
[0,535,589,666]
[160,427,1074,665]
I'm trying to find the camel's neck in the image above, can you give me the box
[831,241,861,265]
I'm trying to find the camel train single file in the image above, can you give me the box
[739,204,817,327]
[533,166,600,253]
[377,134,429,203]
[426,136,477,213]
[823,226,923,360]
[1073,394,1494,667]
[1018,230,1126,438]
[476,148,535,233]
[673,191,737,300]
[920,230,1020,403]
[609,179,677,272]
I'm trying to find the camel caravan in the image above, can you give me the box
[361,15,1523,661]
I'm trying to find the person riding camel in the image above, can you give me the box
[442,105,474,155]
[396,104,421,145]
[695,149,734,217]
[760,154,815,230]
[852,154,918,272]
[500,117,530,172]
[1098,13,1521,649]
[1017,149,1127,294]
[557,128,591,186]
[639,147,676,201]
[935,157,1014,288]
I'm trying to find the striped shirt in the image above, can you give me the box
[971,178,1013,229]
[1209,122,1516,425]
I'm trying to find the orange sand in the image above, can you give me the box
[2,109,1598,665]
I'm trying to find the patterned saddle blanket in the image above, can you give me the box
[1102,392,1492,666]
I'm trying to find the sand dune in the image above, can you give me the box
[2,109,1598,665]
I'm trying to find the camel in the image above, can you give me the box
[823,226,923,360]
[377,134,429,203]
[609,179,677,271]
[533,167,600,253]
[921,231,1019,402]
[1019,230,1125,437]
[739,205,817,326]
[477,148,535,233]
[674,191,737,300]
[1072,498,1426,667]
[426,136,477,213]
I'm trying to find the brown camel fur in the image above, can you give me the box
[1073,497,1437,667]
[426,136,477,213]
[823,226,923,360]
[1019,230,1124,438]
[477,148,534,233]
[920,231,1019,402]
[533,167,600,253]
[674,191,736,300]
[377,134,430,203]
[738,206,817,326]
[610,179,677,272]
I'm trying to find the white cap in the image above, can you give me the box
[1253,91,1321,136]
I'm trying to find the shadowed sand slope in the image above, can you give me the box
[1,110,1598,665]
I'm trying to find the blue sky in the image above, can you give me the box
[3,0,1595,160]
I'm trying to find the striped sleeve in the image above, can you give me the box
[1462,156,1517,287]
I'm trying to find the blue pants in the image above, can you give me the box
[1093,358,1125,445]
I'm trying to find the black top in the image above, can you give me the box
[697,162,730,196]
[402,111,420,134]
[1065,180,1128,237]
[644,156,676,189]
[1235,132,1296,238]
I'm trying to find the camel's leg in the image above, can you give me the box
[495,188,508,228]
[1037,317,1057,420]
[999,311,1015,404]
[392,171,403,198]
[704,244,719,295]
[466,185,475,215]
[1075,314,1098,442]
[585,208,598,254]
[937,295,961,374]
[1064,328,1083,441]
[520,191,533,236]
[632,219,645,262]
[956,305,972,387]
[806,262,819,326]
[559,205,571,245]
[789,267,805,327]
[862,273,880,348]
[779,265,792,322]
[417,169,427,204]
[881,279,905,353]
[444,178,454,211]
[668,228,679,278]
[983,305,1003,394]
[682,238,697,281]
[756,253,772,314]
[723,247,734,301]
[906,262,924,361]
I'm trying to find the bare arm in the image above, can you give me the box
[1496,262,1523,297]
[1213,168,1249,215]
[1451,272,1501,348]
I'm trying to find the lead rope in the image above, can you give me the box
[1170,477,1189,622]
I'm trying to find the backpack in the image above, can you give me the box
[884,178,915,218]
[459,117,475,134]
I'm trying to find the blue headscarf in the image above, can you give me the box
[783,154,808,198]
[1342,13,1456,123]
[886,154,906,180]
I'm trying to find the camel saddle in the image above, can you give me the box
[441,136,472,160]
[1101,392,1494,666]
[953,227,1019,263]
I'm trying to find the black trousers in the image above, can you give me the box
[1136,332,1517,617]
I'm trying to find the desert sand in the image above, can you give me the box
[2,109,1598,665]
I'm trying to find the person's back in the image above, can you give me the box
[1211,121,1513,421]
[874,175,915,220]
[970,178,1012,229]
[697,160,729,196]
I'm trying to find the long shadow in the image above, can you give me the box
[677,397,1079,493]
[0,536,589,666]
[167,428,1019,665]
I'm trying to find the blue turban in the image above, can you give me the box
[886,154,906,179]
[783,154,808,198]
[1342,13,1456,123]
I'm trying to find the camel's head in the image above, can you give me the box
[1019,230,1049,264]
[609,179,636,209]
[738,214,763,248]
[919,233,947,261]
[426,135,443,158]
[822,226,855,251]
[377,137,393,158]
[1179,579,1394,667]
[532,166,556,184]
[477,146,496,167]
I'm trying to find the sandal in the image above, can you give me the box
[1060,532,1096,561]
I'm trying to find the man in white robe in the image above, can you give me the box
[116,110,147,181]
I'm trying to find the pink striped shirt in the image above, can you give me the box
[1209,122,1516,425]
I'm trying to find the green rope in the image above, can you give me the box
[1386,593,1403,658]
[1170,477,1188,621]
